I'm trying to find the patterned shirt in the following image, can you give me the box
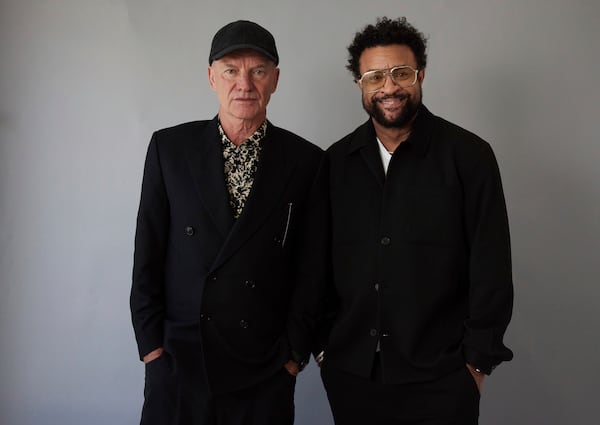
[219,121,267,219]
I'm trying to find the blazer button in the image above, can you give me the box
[380,236,391,246]
[370,329,378,337]
[244,280,256,289]
[239,320,249,329]
[185,226,195,236]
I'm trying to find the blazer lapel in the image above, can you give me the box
[185,118,234,239]
[211,124,293,270]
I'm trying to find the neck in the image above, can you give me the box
[219,113,266,146]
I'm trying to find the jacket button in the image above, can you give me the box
[374,283,380,291]
[185,226,195,236]
[244,280,256,289]
[380,236,391,245]
[370,329,378,337]
[209,275,217,282]
[239,320,249,329]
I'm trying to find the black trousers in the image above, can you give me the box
[321,356,480,425]
[208,368,296,425]
[141,345,295,425]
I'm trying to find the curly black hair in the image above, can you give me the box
[347,17,428,79]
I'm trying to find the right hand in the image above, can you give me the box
[143,347,164,364]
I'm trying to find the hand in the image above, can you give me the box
[314,351,325,368]
[466,363,485,394]
[143,347,164,364]
[283,360,300,376]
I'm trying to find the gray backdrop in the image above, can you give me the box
[1,1,598,424]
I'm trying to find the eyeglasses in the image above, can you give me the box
[357,65,419,93]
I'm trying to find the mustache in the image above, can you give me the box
[374,93,410,103]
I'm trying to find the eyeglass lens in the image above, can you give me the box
[361,67,417,91]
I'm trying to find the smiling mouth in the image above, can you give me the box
[377,95,408,106]
[375,95,408,111]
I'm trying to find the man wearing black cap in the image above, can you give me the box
[131,20,327,425]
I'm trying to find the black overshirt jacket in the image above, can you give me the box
[323,105,513,383]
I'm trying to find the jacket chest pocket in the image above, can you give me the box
[273,202,295,248]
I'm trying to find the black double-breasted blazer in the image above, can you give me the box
[131,117,327,394]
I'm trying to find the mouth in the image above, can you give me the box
[376,94,408,109]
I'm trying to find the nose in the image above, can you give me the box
[236,73,254,91]
[380,72,400,92]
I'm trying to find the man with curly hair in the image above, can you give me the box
[317,17,513,424]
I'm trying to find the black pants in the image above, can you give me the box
[141,348,295,425]
[208,368,296,425]
[321,356,480,425]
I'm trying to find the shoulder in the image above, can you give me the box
[431,114,496,159]
[326,120,372,157]
[269,124,324,158]
[147,120,217,157]
[153,120,212,141]
[429,114,500,174]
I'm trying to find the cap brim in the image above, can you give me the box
[210,44,278,64]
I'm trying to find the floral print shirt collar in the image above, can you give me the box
[219,120,267,219]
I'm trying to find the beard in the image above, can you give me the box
[362,90,421,128]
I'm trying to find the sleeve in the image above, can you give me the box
[130,134,170,360]
[461,141,514,374]
[285,153,331,366]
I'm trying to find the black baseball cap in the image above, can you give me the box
[209,20,279,65]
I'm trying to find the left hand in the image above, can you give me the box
[283,360,300,376]
[466,363,485,394]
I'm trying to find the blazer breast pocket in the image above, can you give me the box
[273,202,295,248]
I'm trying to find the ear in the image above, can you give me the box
[418,68,426,84]
[208,66,216,91]
[271,67,280,94]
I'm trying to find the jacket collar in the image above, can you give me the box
[346,104,435,158]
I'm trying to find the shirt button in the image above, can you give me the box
[370,329,378,337]
[239,320,249,329]
[185,226,195,236]
[380,236,391,245]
